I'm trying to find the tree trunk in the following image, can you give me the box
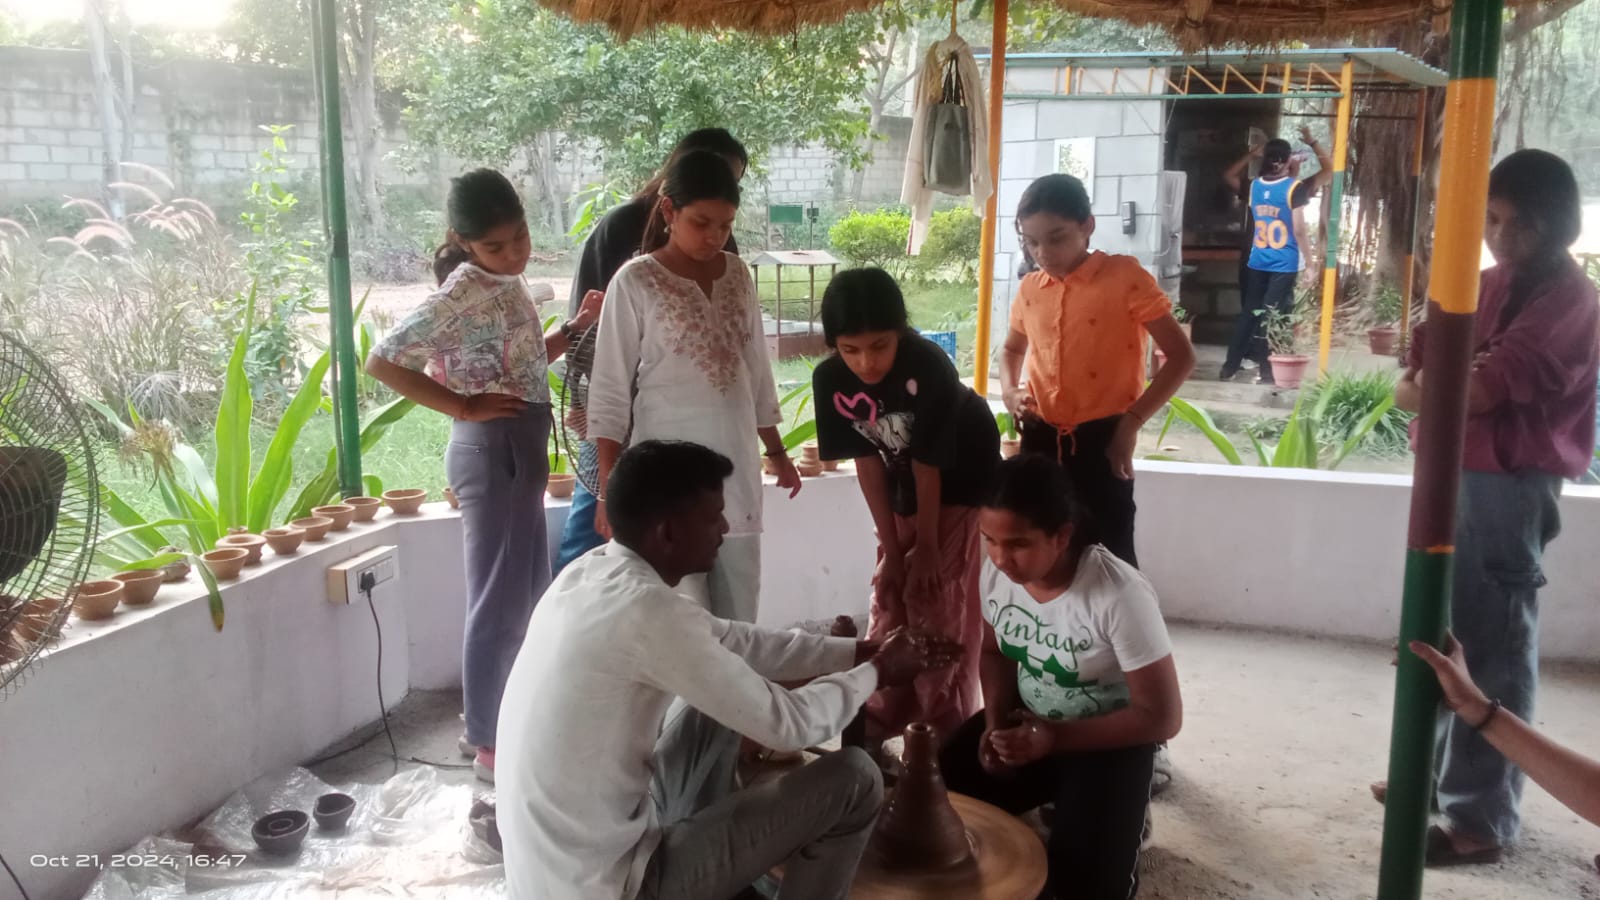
[83,0,125,219]
[341,0,386,236]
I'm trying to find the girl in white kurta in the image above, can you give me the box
[587,150,801,622]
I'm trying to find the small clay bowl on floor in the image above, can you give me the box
[443,487,459,510]
[313,793,356,831]
[290,516,334,542]
[313,504,356,532]
[111,570,163,607]
[262,527,305,556]
[201,548,249,582]
[217,533,267,566]
[252,810,310,856]
[546,474,576,499]
[72,580,123,621]
[382,489,426,515]
[345,496,382,523]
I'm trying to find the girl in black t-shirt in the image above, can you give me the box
[813,267,999,740]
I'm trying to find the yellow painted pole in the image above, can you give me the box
[973,0,1007,395]
[1398,89,1429,356]
[1316,59,1355,375]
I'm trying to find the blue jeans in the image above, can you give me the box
[554,479,605,575]
[1435,469,1564,847]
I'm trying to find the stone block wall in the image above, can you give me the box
[760,115,911,207]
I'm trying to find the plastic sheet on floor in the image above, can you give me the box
[83,766,504,899]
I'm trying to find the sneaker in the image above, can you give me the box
[1151,744,1174,796]
[459,733,476,759]
[1219,365,1240,381]
[474,748,495,785]
[1241,359,1259,371]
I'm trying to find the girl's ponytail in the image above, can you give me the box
[434,168,525,285]
[432,241,472,286]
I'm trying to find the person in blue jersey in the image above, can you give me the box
[1220,126,1332,385]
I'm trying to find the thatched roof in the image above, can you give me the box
[531,0,886,38]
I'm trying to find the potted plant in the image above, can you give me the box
[1366,285,1404,357]
[996,412,1021,458]
[1265,292,1314,390]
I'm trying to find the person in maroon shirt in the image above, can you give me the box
[1382,149,1600,866]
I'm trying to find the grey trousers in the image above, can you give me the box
[641,707,882,900]
[448,405,552,749]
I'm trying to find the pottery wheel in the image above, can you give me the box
[775,792,1047,900]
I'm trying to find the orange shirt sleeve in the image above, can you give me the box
[1121,259,1172,324]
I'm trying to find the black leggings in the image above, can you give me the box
[940,712,1156,900]
[1020,415,1137,567]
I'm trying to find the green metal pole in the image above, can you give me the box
[312,0,363,498]
[1375,0,1501,896]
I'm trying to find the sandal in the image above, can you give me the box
[1424,824,1502,867]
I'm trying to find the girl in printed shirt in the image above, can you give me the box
[366,169,601,784]
[587,150,801,623]
[941,453,1182,900]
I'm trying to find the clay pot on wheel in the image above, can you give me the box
[72,580,124,621]
[291,516,334,542]
[263,527,305,556]
[313,793,356,831]
[345,496,382,522]
[252,810,310,856]
[200,548,249,582]
[546,474,576,499]
[382,489,426,515]
[216,533,267,566]
[313,504,356,531]
[111,570,163,607]
[873,722,973,870]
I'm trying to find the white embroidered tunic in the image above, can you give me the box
[586,253,782,535]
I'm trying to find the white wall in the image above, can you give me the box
[5,466,1597,899]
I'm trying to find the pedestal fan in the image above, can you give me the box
[0,330,99,700]
[553,325,624,497]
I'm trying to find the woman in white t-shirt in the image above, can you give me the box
[940,453,1183,900]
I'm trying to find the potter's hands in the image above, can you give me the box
[873,549,906,604]
[990,711,1056,768]
[1107,413,1141,481]
[572,290,604,333]
[458,392,528,422]
[593,497,611,541]
[869,627,962,687]
[770,454,803,498]
[1410,632,1495,727]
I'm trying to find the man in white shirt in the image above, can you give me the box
[497,439,961,900]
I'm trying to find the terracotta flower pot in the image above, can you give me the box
[111,570,163,607]
[314,793,356,831]
[313,504,356,531]
[344,496,382,523]
[1367,326,1399,357]
[443,487,460,509]
[252,810,310,856]
[1267,354,1313,390]
[1000,438,1022,459]
[72,580,124,621]
[800,442,821,465]
[822,459,839,472]
[546,474,576,499]
[291,516,334,542]
[796,459,825,478]
[382,489,426,516]
[263,526,305,556]
[14,596,65,644]
[200,548,249,582]
[216,533,267,566]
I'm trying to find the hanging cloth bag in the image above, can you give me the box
[923,51,972,196]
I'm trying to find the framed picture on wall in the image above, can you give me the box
[1053,137,1096,198]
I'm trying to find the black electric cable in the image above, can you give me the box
[1,847,32,900]
[359,572,400,775]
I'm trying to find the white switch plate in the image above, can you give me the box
[327,545,398,605]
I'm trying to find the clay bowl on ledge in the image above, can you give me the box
[217,533,267,566]
[290,516,334,543]
[14,596,65,644]
[344,496,382,522]
[72,580,124,621]
[252,810,310,856]
[200,548,249,582]
[313,792,356,831]
[546,474,576,499]
[312,504,356,532]
[382,489,426,516]
[111,570,163,607]
[262,527,305,557]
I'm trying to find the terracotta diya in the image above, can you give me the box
[775,721,1047,899]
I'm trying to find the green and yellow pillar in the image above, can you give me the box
[1377,0,1502,895]
[973,0,1007,395]
[1316,59,1355,375]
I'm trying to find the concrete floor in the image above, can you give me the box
[307,623,1600,900]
